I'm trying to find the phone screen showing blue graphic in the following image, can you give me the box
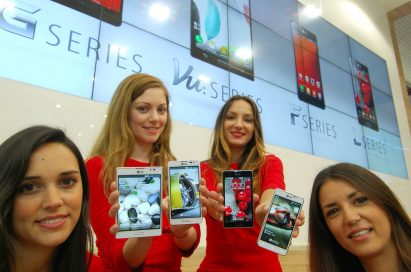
[191,0,254,80]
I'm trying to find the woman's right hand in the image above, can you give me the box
[107,181,153,268]
[199,178,225,222]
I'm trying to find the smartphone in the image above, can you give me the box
[350,58,379,131]
[291,21,325,109]
[52,0,123,26]
[168,161,202,225]
[257,189,304,255]
[223,170,253,228]
[115,167,162,239]
[190,0,254,80]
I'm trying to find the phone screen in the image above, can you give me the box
[52,0,123,26]
[191,0,254,80]
[292,22,325,109]
[259,194,302,251]
[351,59,379,131]
[223,170,253,228]
[117,173,161,233]
[169,165,201,221]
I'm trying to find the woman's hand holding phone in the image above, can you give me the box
[108,181,121,234]
[199,179,225,222]
[292,209,305,238]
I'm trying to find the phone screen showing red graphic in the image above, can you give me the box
[292,22,325,109]
[52,0,123,26]
[351,59,378,131]
[90,0,121,12]
[223,170,253,228]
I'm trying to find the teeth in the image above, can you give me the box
[351,229,370,237]
[40,217,65,224]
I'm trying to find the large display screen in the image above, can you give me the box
[0,0,407,178]
[190,0,254,80]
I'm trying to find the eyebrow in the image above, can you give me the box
[322,190,358,209]
[134,101,167,106]
[23,170,80,181]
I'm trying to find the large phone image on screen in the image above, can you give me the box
[52,0,123,26]
[350,58,378,131]
[191,0,254,80]
[291,21,325,109]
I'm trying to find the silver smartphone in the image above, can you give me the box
[257,189,304,255]
[168,160,202,225]
[115,167,162,238]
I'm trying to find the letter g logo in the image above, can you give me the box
[0,1,40,39]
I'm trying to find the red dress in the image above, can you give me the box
[86,156,201,272]
[197,155,285,272]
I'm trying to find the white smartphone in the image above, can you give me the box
[257,189,304,255]
[115,167,162,238]
[168,160,202,225]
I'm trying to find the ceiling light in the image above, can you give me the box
[302,4,321,18]
[149,3,170,22]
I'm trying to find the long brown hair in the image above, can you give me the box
[309,163,411,272]
[0,126,93,272]
[89,73,176,194]
[207,95,266,194]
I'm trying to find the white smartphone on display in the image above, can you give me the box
[115,167,162,239]
[257,189,304,255]
[168,161,202,225]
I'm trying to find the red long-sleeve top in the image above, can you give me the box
[197,155,285,272]
[86,156,201,272]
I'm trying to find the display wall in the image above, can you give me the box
[1,0,411,249]
[0,0,407,178]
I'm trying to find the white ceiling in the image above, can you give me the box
[375,0,409,12]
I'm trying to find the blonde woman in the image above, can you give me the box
[86,73,200,272]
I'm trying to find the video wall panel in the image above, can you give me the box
[0,0,407,178]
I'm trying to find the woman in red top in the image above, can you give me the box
[86,73,200,272]
[198,96,304,271]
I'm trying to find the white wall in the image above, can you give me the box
[1,0,410,248]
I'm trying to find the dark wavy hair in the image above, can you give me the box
[309,162,411,272]
[0,126,93,272]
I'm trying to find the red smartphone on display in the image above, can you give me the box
[291,21,325,109]
[350,58,379,131]
[223,170,253,228]
[52,0,123,26]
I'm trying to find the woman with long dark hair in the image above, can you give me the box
[197,95,304,271]
[309,162,411,272]
[0,126,104,272]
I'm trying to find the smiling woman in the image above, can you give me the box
[0,126,105,272]
[86,73,201,272]
[309,163,411,272]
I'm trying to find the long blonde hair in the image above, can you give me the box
[89,73,176,194]
[207,96,266,194]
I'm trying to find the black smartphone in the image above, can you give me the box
[190,0,254,80]
[223,170,253,228]
[291,21,325,109]
[52,0,123,26]
[350,58,379,131]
